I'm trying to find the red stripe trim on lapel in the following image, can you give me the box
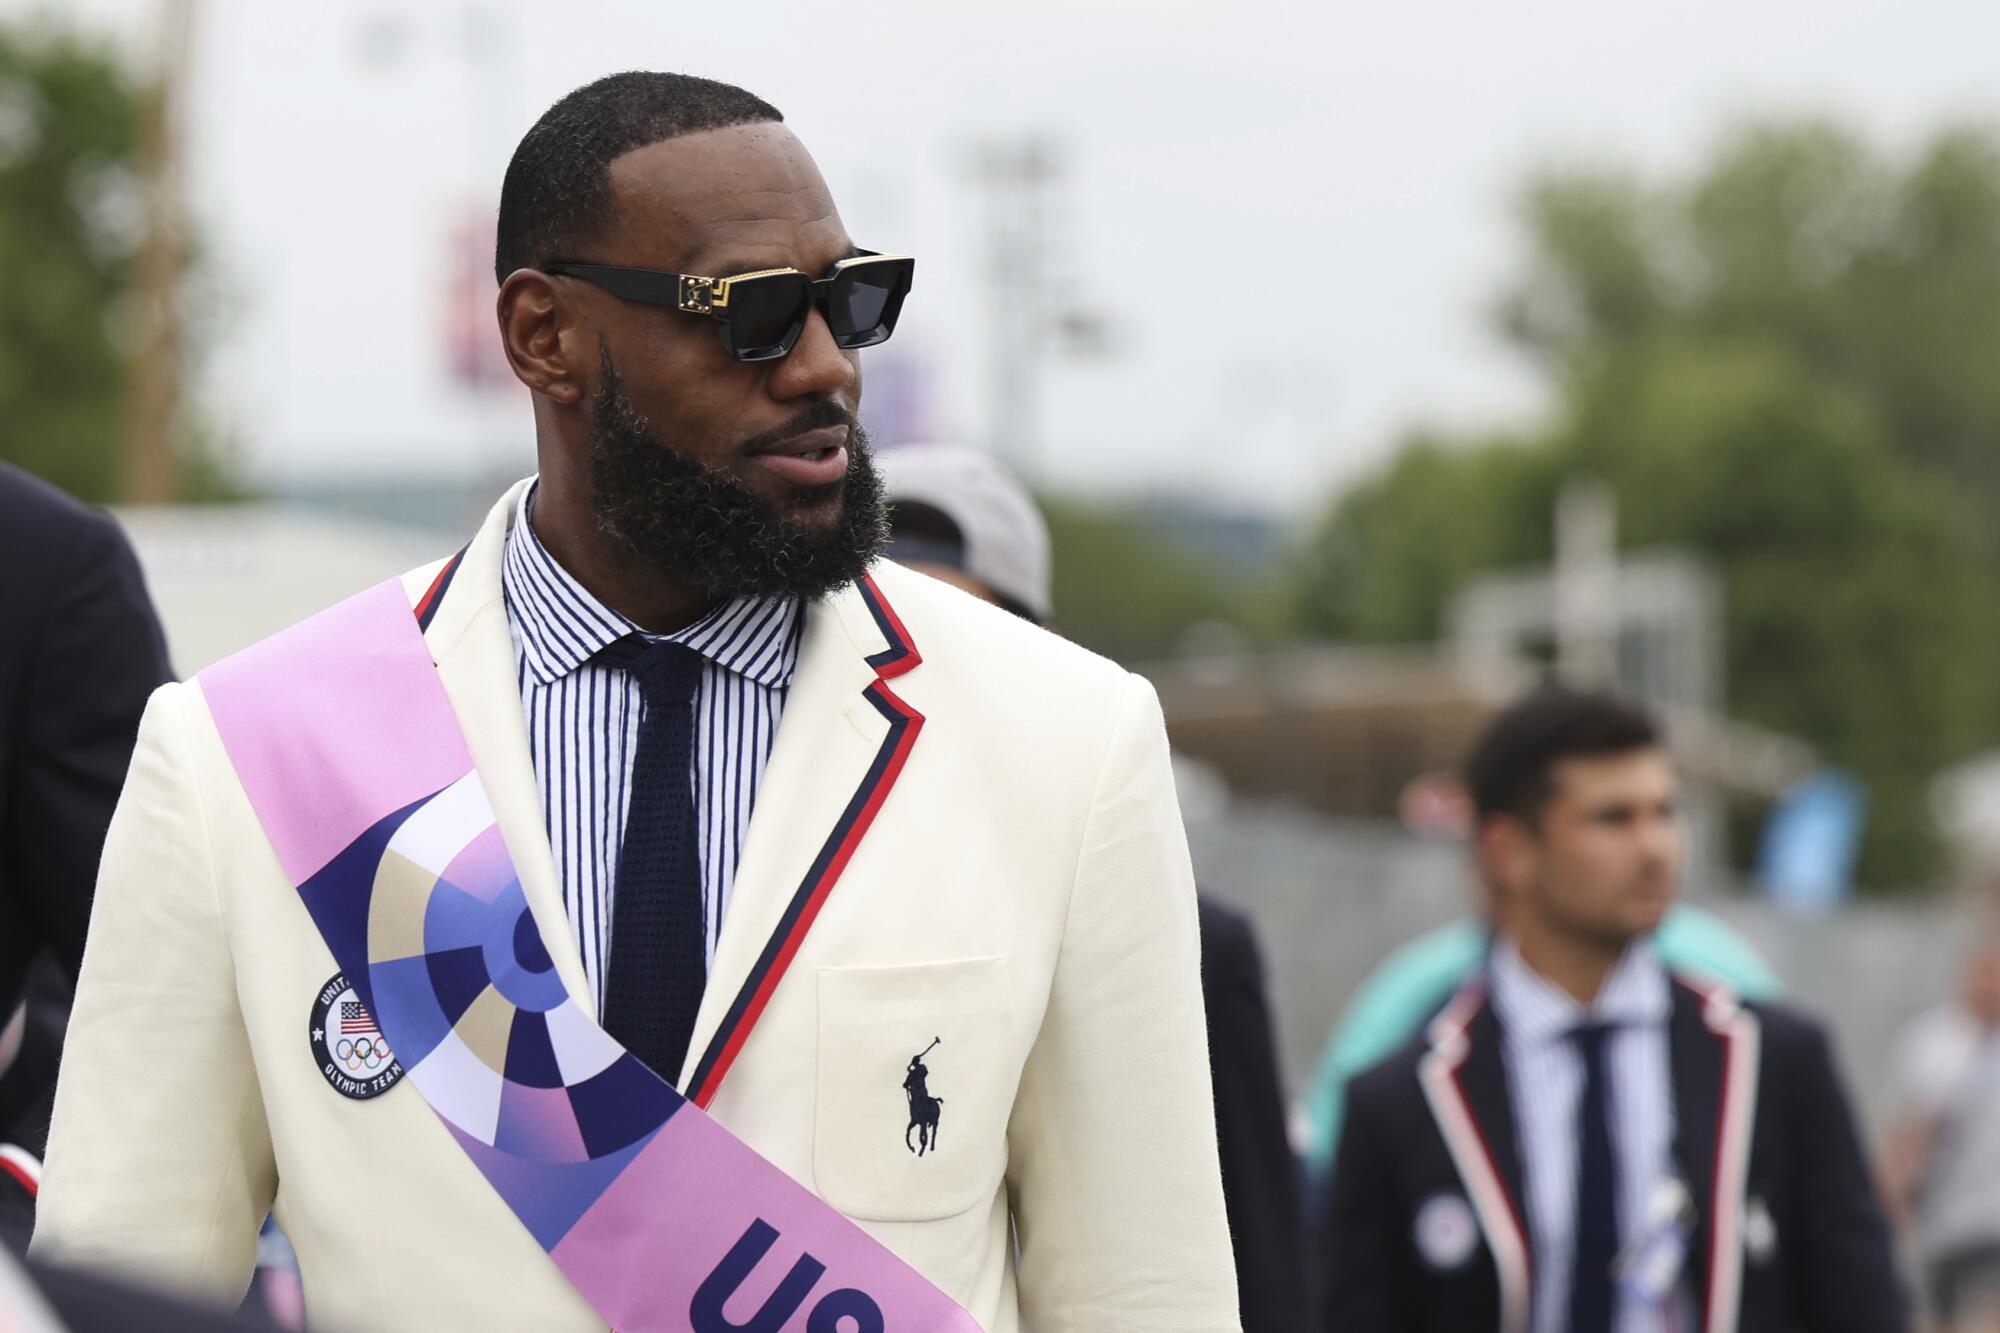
[1686,977,1760,1333]
[685,573,925,1109]
[0,1144,40,1198]
[1417,984,1532,1333]
[413,545,469,631]
[857,570,922,678]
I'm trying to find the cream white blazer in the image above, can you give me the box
[32,482,1239,1332]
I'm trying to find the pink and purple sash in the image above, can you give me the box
[200,578,978,1333]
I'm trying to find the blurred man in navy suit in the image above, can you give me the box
[1322,687,1905,1333]
[0,463,171,1251]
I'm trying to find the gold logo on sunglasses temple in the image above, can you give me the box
[677,274,717,314]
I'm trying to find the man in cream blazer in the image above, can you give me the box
[33,73,1236,1332]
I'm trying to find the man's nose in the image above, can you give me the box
[1639,811,1680,862]
[767,305,856,401]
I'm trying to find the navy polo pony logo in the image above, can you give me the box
[904,1038,944,1156]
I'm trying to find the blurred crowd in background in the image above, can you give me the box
[8,3,2000,1330]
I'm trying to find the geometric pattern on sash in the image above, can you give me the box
[297,770,683,1248]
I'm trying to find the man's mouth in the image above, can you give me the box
[747,425,851,488]
[1629,874,1673,903]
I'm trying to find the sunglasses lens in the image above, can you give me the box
[829,260,912,349]
[724,275,810,360]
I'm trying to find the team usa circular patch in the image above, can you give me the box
[309,971,404,1100]
[1414,1191,1480,1271]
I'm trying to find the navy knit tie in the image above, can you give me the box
[597,634,706,1086]
[1569,1021,1619,1333]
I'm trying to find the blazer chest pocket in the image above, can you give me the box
[814,958,1014,1222]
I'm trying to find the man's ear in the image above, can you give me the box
[497,269,587,405]
[1476,813,1536,905]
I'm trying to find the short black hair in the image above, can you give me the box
[1463,686,1662,824]
[494,72,782,284]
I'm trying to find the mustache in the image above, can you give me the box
[737,401,858,456]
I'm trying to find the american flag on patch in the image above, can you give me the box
[339,1001,380,1036]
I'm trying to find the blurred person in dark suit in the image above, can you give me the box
[1322,686,1906,1333]
[1195,893,1310,1332]
[0,463,172,1249]
[879,442,1310,1332]
[1298,882,1782,1202]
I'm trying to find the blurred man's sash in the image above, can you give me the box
[198,577,976,1333]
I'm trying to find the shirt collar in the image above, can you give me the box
[1488,934,1670,1047]
[502,480,802,690]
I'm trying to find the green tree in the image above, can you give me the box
[0,22,227,502]
[1299,118,2000,888]
[1294,432,1560,643]
[1503,119,2000,506]
[0,25,141,501]
[1042,496,1244,663]
[1561,341,1997,883]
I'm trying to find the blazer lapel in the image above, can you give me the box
[421,482,594,1022]
[1461,1004,1529,1235]
[1666,975,1762,1333]
[1417,987,1533,1333]
[680,572,925,1104]
[1669,979,1724,1318]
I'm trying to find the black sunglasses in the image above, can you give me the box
[543,252,915,363]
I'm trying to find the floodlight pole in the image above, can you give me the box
[970,136,1059,482]
[1555,476,1618,687]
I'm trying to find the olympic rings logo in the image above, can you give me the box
[335,1036,387,1071]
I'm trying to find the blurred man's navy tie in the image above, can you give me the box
[597,634,706,1085]
[1568,1021,1619,1333]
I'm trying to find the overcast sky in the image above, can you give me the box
[11,0,2000,513]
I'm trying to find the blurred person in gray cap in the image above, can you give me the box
[877,443,1051,624]
[880,441,1310,1333]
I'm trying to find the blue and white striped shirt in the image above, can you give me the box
[1489,937,1687,1333]
[500,482,802,1010]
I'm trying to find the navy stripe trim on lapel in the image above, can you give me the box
[414,545,469,632]
[1417,983,1532,1333]
[856,571,922,677]
[685,573,925,1108]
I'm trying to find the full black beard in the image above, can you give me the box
[585,351,887,600]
